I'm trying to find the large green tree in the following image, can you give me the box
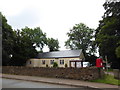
[65,23,95,56]
[1,13,38,66]
[116,45,120,58]
[9,26,48,65]
[95,1,120,68]
[1,12,15,65]
[47,38,59,52]
[1,12,60,66]
[21,27,47,52]
[9,30,37,66]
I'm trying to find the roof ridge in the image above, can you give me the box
[41,49,82,53]
[38,49,82,59]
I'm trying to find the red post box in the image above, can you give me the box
[96,58,103,67]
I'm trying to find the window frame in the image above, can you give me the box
[42,60,45,64]
[50,60,54,65]
[60,60,64,65]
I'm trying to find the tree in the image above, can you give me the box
[95,1,120,68]
[116,46,120,58]
[85,55,97,66]
[47,38,60,52]
[21,27,47,52]
[65,23,95,56]
[1,12,38,66]
[1,12,15,65]
[1,12,60,66]
[9,30,37,66]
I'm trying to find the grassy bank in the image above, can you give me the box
[104,68,113,72]
[91,74,120,85]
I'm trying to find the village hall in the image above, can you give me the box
[26,49,85,68]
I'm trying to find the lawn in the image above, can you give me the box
[90,74,120,85]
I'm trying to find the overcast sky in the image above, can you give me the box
[0,0,105,55]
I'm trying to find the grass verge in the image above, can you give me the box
[90,74,120,85]
[104,68,113,72]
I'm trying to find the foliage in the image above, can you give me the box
[1,13,41,66]
[46,64,48,67]
[53,62,58,67]
[47,38,60,51]
[91,74,120,85]
[1,12,60,66]
[95,1,120,68]
[1,12,15,65]
[115,42,120,58]
[65,63,68,67]
[9,30,37,66]
[21,27,47,52]
[65,23,95,56]
[85,55,97,66]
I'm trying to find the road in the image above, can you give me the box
[2,78,84,88]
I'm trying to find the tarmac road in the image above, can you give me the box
[2,74,119,90]
[2,78,83,88]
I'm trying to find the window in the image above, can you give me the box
[42,60,45,64]
[50,60,54,64]
[60,60,64,64]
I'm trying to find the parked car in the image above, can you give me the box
[83,62,90,67]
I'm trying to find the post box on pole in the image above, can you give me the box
[96,58,103,67]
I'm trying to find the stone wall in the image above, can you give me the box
[2,66,104,81]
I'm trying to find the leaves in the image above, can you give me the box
[1,12,15,65]
[95,1,120,68]
[21,27,47,51]
[65,23,95,55]
[116,46,120,58]
[1,12,60,66]
[47,38,60,52]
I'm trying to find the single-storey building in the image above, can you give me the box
[26,49,85,68]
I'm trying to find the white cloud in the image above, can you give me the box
[0,0,26,16]
[7,7,42,29]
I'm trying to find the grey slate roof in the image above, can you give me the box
[37,49,82,59]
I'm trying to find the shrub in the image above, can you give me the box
[53,62,58,67]
[65,63,67,67]
[46,64,48,67]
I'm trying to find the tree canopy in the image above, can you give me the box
[21,27,47,52]
[1,12,60,66]
[47,38,60,52]
[95,1,120,68]
[9,29,38,66]
[65,23,95,55]
[1,12,15,65]
[1,13,38,66]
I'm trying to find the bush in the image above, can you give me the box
[53,62,58,67]
[65,63,67,67]
[46,64,48,67]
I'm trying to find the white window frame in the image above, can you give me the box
[42,60,45,64]
[50,60,54,64]
[60,60,64,65]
